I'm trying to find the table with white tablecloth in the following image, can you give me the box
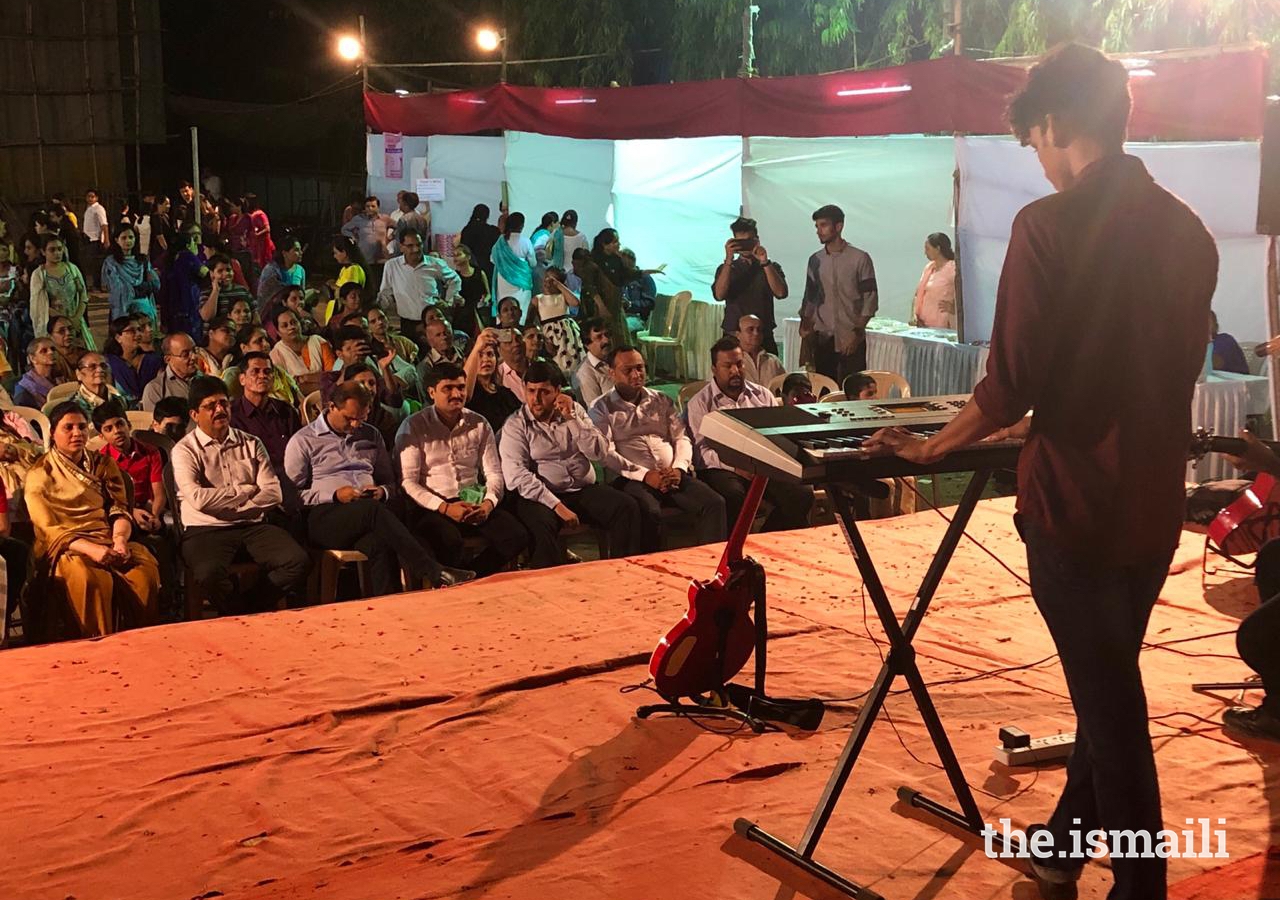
[1190,373,1272,481]
[780,317,988,395]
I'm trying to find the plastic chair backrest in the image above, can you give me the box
[677,379,708,411]
[127,410,153,434]
[11,406,51,450]
[819,391,846,403]
[302,390,323,424]
[647,294,675,339]
[668,292,694,341]
[45,382,79,407]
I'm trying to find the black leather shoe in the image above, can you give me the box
[1224,705,1280,743]
[434,566,477,588]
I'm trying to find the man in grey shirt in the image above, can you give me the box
[285,379,474,593]
[501,360,641,568]
[798,204,878,384]
[341,196,391,264]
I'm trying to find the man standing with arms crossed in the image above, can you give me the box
[868,45,1217,900]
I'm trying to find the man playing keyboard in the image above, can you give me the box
[865,45,1217,900]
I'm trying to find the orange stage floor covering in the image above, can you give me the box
[2,496,1277,900]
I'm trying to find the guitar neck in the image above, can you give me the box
[1199,435,1280,457]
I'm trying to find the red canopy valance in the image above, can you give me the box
[364,50,1266,142]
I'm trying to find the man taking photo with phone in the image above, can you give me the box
[712,217,788,356]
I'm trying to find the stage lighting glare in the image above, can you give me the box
[476,28,501,52]
[337,35,362,61]
[836,84,912,98]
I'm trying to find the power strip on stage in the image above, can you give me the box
[994,726,1075,766]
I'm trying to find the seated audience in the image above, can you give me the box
[738,314,785,387]
[501,361,640,568]
[573,318,613,407]
[523,325,550,365]
[13,337,63,409]
[0,482,28,637]
[464,328,521,433]
[843,372,879,400]
[150,395,188,443]
[92,400,165,536]
[368,306,417,364]
[46,351,126,418]
[367,306,420,400]
[224,325,303,406]
[589,346,726,551]
[200,253,254,324]
[496,325,529,397]
[26,401,160,636]
[781,373,817,405]
[170,377,309,615]
[322,326,403,406]
[1210,311,1250,375]
[230,352,301,476]
[326,281,366,336]
[227,297,254,330]
[0,403,45,509]
[286,380,473,592]
[397,362,527,576]
[104,315,162,408]
[48,315,85,382]
[685,336,814,532]
[332,362,405,451]
[416,318,465,383]
[141,332,198,412]
[269,308,334,397]
[195,316,237,378]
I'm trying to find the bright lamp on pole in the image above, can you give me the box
[476,27,502,52]
[337,35,363,61]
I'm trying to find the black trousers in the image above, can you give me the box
[0,535,29,628]
[698,468,813,534]
[183,523,310,615]
[1021,517,1172,898]
[1244,540,1280,717]
[615,470,726,552]
[811,330,867,386]
[412,502,528,576]
[513,485,641,569]
[307,498,439,595]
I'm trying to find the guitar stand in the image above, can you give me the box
[638,476,825,734]
[735,470,1014,899]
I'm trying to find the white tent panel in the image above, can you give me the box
[958,136,1265,344]
[424,135,508,240]
[612,136,744,302]
[742,136,956,324]
[504,131,614,245]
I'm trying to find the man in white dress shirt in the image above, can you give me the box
[501,360,641,568]
[170,376,309,614]
[685,336,814,532]
[377,229,461,323]
[572,318,613,407]
[738,314,786,388]
[589,346,725,551]
[397,362,528,575]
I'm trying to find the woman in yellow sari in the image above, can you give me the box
[26,401,159,637]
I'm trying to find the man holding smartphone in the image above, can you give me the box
[712,217,789,355]
[285,380,475,593]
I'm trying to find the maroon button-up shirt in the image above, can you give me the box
[972,154,1218,565]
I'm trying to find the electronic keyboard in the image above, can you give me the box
[698,394,1024,484]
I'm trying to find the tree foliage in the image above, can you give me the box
[505,0,1278,87]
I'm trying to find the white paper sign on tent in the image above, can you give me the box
[416,178,446,202]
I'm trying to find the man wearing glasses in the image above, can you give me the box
[170,376,309,615]
[141,332,199,412]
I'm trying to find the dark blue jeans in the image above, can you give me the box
[1021,517,1173,900]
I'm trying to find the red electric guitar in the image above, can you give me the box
[1191,430,1280,557]
[648,476,767,702]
